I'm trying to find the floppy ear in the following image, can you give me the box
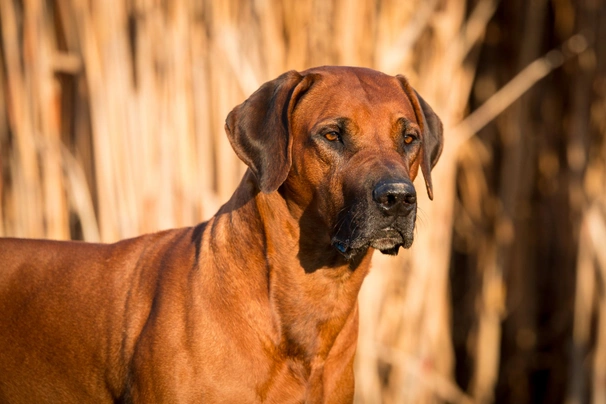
[397,76,444,200]
[224,70,315,193]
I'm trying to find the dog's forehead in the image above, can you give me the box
[298,67,417,124]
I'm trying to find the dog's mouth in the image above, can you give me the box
[369,228,406,255]
[331,226,412,260]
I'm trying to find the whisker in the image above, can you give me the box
[415,207,428,231]
[332,203,357,233]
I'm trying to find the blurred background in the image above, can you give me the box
[0,0,605,402]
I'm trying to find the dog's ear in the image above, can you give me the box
[397,76,444,200]
[225,71,315,193]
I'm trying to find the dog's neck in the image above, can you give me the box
[214,172,373,369]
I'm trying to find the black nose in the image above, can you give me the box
[372,180,417,215]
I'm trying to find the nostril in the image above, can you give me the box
[384,194,397,207]
[373,189,394,208]
[404,194,416,205]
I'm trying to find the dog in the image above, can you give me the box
[0,66,443,403]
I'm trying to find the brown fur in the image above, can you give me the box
[0,66,442,403]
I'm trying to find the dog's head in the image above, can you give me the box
[225,66,443,261]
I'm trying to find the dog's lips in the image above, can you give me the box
[369,228,404,253]
[330,235,365,260]
[331,227,411,259]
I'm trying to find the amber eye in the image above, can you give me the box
[404,134,416,145]
[324,131,340,142]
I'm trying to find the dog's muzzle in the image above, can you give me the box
[332,179,418,259]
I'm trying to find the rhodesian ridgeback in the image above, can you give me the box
[0,66,443,403]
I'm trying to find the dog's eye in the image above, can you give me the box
[403,133,417,145]
[324,131,341,142]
